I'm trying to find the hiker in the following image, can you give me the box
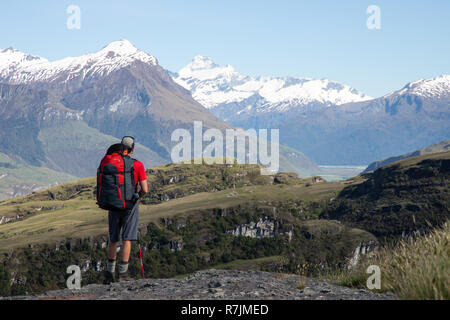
[97,136,148,284]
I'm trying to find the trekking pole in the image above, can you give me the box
[138,241,145,279]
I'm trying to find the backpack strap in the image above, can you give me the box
[122,156,136,203]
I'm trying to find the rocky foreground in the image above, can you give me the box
[3,269,397,300]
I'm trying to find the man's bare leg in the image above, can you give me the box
[108,241,118,260]
[107,241,131,262]
[121,240,131,262]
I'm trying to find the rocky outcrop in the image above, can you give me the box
[0,204,65,225]
[0,215,17,225]
[1,269,397,300]
[0,182,61,201]
[80,260,103,272]
[227,217,293,241]
[347,241,379,269]
[152,239,184,252]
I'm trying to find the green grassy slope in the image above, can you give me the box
[0,152,76,201]
[38,121,167,177]
[0,121,168,201]
[0,162,349,252]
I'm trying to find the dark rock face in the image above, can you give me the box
[227,217,293,241]
[2,269,396,300]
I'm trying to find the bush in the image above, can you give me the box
[0,264,11,297]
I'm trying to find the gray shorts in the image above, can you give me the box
[108,203,139,242]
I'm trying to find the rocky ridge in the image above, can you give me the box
[2,269,397,300]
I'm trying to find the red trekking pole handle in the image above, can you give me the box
[139,243,145,279]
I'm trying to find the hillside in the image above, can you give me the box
[0,152,76,201]
[0,162,356,252]
[0,161,374,296]
[322,151,450,239]
[0,152,448,297]
[362,139,450,173]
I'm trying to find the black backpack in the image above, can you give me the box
[96,144,136,211]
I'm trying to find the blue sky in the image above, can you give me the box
[1,0,449,97]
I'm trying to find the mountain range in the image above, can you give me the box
[171,55,372,111]
[0,41,321,199]
[172,57,450,165]
[1,40,449,200]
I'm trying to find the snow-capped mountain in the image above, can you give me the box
[1,41,449,168]
[0,48,46,77]
[0,40,158,84]
[0,40,231,176]
[172,56,373,114]
[385,75,450,100]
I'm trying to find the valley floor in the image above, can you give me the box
[2,269,397,300]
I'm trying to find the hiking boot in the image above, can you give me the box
[103,271,115,284]
[118,271,133,282]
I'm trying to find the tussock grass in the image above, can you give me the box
[325,222,450,300]
[296,263,310,290]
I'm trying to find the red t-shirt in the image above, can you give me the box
[133,160,147,190]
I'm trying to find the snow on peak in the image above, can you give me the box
[190,55,217,69]
[177,56,238,84]
[97,40,156,63]
[0,47,47,78]
[392,75,450,99]
[0,40,158,84]
[173,57,372,109]
[0,47,45,62]
[101,39,137,52]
